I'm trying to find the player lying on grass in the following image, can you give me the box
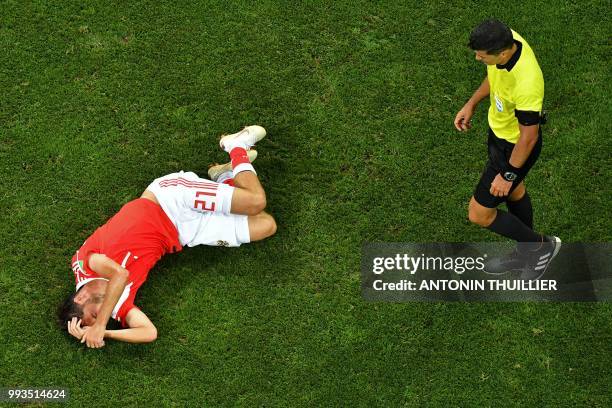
[58,126,275,348]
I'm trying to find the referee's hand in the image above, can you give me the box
[454,104,474,131]
[490,174,512,197]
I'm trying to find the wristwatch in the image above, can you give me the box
[502,162,520,182]
[503,171,518,182]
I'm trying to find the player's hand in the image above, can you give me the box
[67,317,87,341]
[490,174,512,197]
[81,323,106,349]
[454,104,474,132]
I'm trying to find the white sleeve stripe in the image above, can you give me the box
[111,282,133,320]
[120,252,131,268]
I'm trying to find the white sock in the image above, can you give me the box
[216,171,233,184]
[222,139,248,153]
[232,163,256,177]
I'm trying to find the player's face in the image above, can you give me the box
[474,50,500,65]
[80,294,104,326]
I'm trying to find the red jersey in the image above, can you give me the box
[71,198,182,326]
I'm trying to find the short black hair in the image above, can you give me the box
[57,290,83,331]
[468,19,514,55]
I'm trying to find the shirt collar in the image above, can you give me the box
[496,40,522,71]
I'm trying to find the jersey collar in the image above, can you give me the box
[76,277,108,291]
[496,40,522,71]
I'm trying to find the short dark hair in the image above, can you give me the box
[468,19,514,55]
[57,290,83,331]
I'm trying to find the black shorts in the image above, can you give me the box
[473,128,542,208]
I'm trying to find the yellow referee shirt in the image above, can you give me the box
[487,30,544,143]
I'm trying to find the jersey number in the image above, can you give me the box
[194,191,216,212]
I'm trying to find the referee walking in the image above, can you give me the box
[454,19,560,279]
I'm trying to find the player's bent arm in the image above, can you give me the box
[104,308,158,343]
[509,123,540,168]
[87,253,129,331]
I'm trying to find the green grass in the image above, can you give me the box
[1,1,610,406]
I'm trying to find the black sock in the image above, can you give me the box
[507,192,533,229]
[487,209,541,242]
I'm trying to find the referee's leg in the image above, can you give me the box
[506,182,534,229]
[468,194,541,242]
[508,182,525,201]
[470,147,542,242]
[468,197,497,227]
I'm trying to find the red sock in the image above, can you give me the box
[222,178,235,186]
[229,147,250,169]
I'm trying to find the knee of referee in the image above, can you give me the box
[508,182,526,202]
[468,199,496,227]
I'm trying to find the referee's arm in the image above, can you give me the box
[454,78,490,131]
[509,122,540,168]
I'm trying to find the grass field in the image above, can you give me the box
[1,1,610,406]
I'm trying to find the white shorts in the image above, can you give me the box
[147,171,250,247]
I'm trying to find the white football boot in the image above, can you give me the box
[219,125,266,152]
[208,150,258,182]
